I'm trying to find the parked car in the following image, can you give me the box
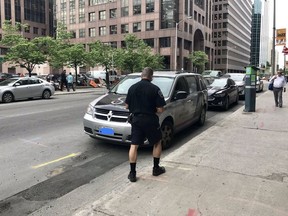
[256,76,264,92]
[83,71,208,149]
[0,77,55,103]
[227,73,246,98]
[208,77,239,110]
[203,70,223,78]
[0,73,13,82]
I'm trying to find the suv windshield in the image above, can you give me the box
[111,75,174,97]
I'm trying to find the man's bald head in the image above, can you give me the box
[141,67,153,81]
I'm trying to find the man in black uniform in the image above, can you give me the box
[125,67,166,182]
[60,70,67,91]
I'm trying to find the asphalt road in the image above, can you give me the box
[0,92,249,215]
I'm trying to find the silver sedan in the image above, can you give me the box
[0,77,55,103]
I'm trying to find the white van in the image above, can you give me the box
[86,70,118,83]
[86,70,106,80]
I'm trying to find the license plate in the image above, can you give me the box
[99,127,114,135]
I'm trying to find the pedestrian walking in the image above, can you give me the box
[66,72,75,92]
[125,67,166,182]
[60,70,67,91]
[270,71,286,107]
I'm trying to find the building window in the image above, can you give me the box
[143,38,154,48]
[110,25,117,34]
[79,13,85,23]
[89,12,96,21]
[99,10,106,20]
[146,21,154,31]
[133,22,141,32]
[70,14,76,24]
[121,24,129,34]
[161,0,178,29]
[33,27,39,34]
[24,25,30,33]
[69,0,75,9]
[146,0,154,13]
[41,29,46,36]
[133,0,141,15]
[79,29,85,38]
[159,37,171,48]
[70,30,76,38]
[110,9,117,18]
[99,26,106,36]
[89,28,96,37]
[110,41,117,48]
[121,0,129,17]
[121,7,129,17]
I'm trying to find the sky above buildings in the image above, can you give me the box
[276,0,287,29]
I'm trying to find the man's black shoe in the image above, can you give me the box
[153,166,166,176]
[128,171,137,182]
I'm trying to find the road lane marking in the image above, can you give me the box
[32,152,81,169]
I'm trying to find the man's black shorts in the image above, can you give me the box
[131,114,162,145]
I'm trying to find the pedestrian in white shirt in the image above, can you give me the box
[270,71,286,107]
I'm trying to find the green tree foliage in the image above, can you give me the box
[0,21,46,76]
[189,51,208,73]
[115,34,163,73]
[65,44,87,83]
[87,40,116,88]
[1,20,26,46]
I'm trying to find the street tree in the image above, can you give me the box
[188,51,208,74]
[87,40,116,89]
[0,21,46,77]
[47,22,74,71]
[64,43,87,84]
[115,34,163,73]
[1,20,26,46]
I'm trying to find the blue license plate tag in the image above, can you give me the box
[99,127,114,135]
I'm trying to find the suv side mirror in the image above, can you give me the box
[174,91,188,100]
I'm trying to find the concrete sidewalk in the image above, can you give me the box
[31,89,288,216]
[54,86,108,95]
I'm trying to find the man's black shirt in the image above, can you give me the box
[125,79,166,115]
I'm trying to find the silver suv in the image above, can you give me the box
[83,71,208,149]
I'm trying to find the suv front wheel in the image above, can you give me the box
[197,106,206,126]
[161,120,174,149]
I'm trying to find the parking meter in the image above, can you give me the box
[244,66,257,112]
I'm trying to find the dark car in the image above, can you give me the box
[83,71,208,149]
[226,73,246,98]
[0,73,13,82]
[208,77,239,110]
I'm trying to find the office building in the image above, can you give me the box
[55,0,215,71]
[212,0,252,73]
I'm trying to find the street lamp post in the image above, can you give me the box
[174,16,192,70]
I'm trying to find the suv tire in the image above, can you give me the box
[161,120,174,149]
[197,106,206,126]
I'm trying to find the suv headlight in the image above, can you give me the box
[214,91,225,97]
[86,104,94,115]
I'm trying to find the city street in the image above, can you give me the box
[0,91,253,215]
